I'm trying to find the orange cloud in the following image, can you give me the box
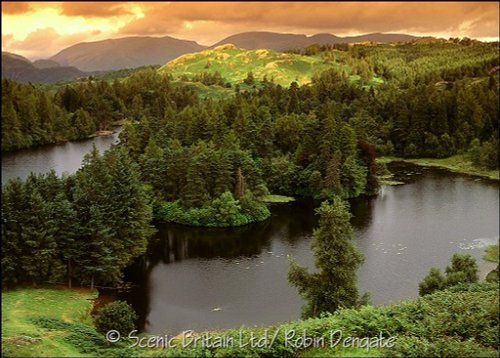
[2,2,499,59]
[117,2,499,44]
[1,2,32,15]
[60,2,134,18]
[2,27,102,59]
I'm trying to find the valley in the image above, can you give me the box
[1,3,499,357]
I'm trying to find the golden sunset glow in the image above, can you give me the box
[2,2,499,59]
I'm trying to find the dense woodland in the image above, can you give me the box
[2,41,499,287]
[2,147,153,287]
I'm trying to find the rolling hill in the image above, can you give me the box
[1,52,86,84]
[3,31,422,78]
[50,36,207,72]
[159,44,382,87]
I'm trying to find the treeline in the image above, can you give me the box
[1,69,186,152]
[3,41,498,166]
[118,83,378,225]
[3,70,379,229]
[1,146,154,288]
[2,79,117,152]
[136,136,271,226]
[5,41,496,219]
[2,80,76,151]
[374,78,499,164]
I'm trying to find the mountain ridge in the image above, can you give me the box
[1,52,87,84]
[49,35,207,72]
[4,31,439,78]
[211,31,419,50]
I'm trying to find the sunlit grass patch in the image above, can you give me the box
[261,194,296,203]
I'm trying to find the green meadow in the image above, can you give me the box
[160,44,383,87]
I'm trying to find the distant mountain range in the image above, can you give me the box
[50,36,207,72]
[2,31,421,82]
[211,32,418,51]
[2,52,87,84]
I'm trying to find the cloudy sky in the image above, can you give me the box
[2,2,499,60]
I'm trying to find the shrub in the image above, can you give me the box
[94,301,137,336]
[419,253,478,296]
[157,191,270,227]
[419,267,446,295]
[386,336,498,357]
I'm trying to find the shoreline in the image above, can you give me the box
[378,155,499,181]
[87,129,115,138]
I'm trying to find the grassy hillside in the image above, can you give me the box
[159,44,382,87]
[1,288,97,357]
[1,288,142,357]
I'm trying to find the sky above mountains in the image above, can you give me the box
[2,1,499,60]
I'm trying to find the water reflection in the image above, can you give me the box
[121,163,498,335]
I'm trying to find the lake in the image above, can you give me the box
[2,137,498,335]
[120,162,499,335]
[1,128,121,182]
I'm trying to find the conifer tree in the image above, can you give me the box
[73,145,116,287]
[213,151,234,197]
[105,147,154,269]
[182,155,209,207]
[324,150,342,195]
[234,167,247,199]
[288,198,364,317]
[1,179,28,286]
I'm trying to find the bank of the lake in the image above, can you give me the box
[3,282,497,357]
[378,155,499,180]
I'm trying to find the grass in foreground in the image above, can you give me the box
[378,155,499,180]
[1,287,149,357]
[1,287,97,357]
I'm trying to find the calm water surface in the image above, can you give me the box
[2,139,498,335]
[121,163,499,335]
[1,128,121,182]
